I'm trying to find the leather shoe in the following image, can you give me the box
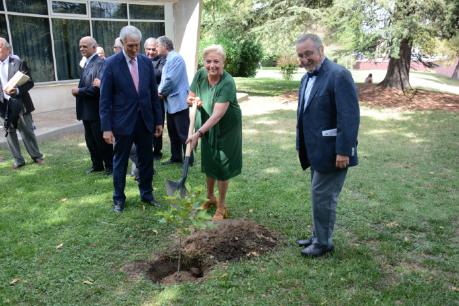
[86,167,104,174]
[113,200,125,213]
[301,244,334,258]
[296,237,314,248]
[12,162,25,169]
[153,153,163,161]
[141,197,162,208]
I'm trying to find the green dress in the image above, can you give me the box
[190,68,242,180]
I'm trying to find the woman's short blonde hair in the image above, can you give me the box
[202,44,226,62]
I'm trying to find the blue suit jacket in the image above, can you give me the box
[99,52,163,135]
[158,50,189,114]
[296,58,360,173]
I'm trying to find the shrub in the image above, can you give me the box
[277,54,298,80]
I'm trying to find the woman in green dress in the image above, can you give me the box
[186,45,242,221]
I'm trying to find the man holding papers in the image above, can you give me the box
[0,37,43,169]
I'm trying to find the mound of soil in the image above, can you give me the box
[280,84,459,111]
[122,219,279,285]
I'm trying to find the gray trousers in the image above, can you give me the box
[309,168,348,247]
[7,112,42,165]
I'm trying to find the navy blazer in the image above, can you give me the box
[76,55,103,121]
[99,52,163,135]
[296,58,360,173]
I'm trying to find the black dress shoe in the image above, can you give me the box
[296,237,314,247]
[105,168,113,175]
[113,200,125,213]
[153,153,163,161]
[141,198,162,208]
[86,167,104,174]
[12,162,25,169]
[301,244,334,257]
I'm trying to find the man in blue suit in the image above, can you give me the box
[100,26,163,213]
[157,36,191,165]
[295,34,360,257]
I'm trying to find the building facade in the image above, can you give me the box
[0,0,201,112]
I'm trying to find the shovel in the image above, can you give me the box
[165,101,198,197]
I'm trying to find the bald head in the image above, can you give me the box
[79,36,97,58]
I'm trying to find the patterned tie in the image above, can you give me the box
[129,58,139,92]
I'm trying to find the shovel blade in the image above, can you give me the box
[165,179,188,198]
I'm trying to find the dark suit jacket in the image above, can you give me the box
[296,58,360,173]
[99,52,163,136]
[152,55,166,85]
[0,56,35,114]
[76,55,104,121]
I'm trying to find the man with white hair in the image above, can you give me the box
[100,26,163,213]
[157,36,190,165]
[0,37,44,169]
[144,37,166,160]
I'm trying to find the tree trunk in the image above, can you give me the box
[379,39,412,90]
[451,57,459,80]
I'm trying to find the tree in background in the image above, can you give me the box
[326,0,459,90]
[201,0,262,77]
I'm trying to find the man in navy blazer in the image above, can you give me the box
[157,36,191,165]
[100,26,163,213]
[295,34,360,257]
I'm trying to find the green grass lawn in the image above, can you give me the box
[1,90,458,305]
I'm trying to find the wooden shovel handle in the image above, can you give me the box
[185,102,197,157]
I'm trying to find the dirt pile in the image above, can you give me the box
[122,219,279,285]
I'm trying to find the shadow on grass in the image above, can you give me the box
[0,106,458,305]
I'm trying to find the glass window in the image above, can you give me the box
[131,22,165,46]
[0,2,4,11]
[53,19,90,80]
[92,20,127,57]
[0,15,8,39]
[9,16,55,82]
[91,1,127,19]
[131,22,165,51]
[52,1,87,15]
[6,0,48,15]
[129,4,164,20]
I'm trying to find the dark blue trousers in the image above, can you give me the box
[113,114,154,203]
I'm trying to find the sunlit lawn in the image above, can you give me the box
[0,81,458,305]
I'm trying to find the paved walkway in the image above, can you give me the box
[0,93,249,149]
[0,108,81,149]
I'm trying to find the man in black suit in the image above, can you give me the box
[0,37,44,169]
[72,36,113,174]
[144,37,166,160]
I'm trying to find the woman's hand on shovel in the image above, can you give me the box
[187,95,202,108]
[186,131,200,150]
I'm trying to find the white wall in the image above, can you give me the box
[174,0,202,83]
[30,82,77,113]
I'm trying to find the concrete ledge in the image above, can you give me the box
[0,122,83,149]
